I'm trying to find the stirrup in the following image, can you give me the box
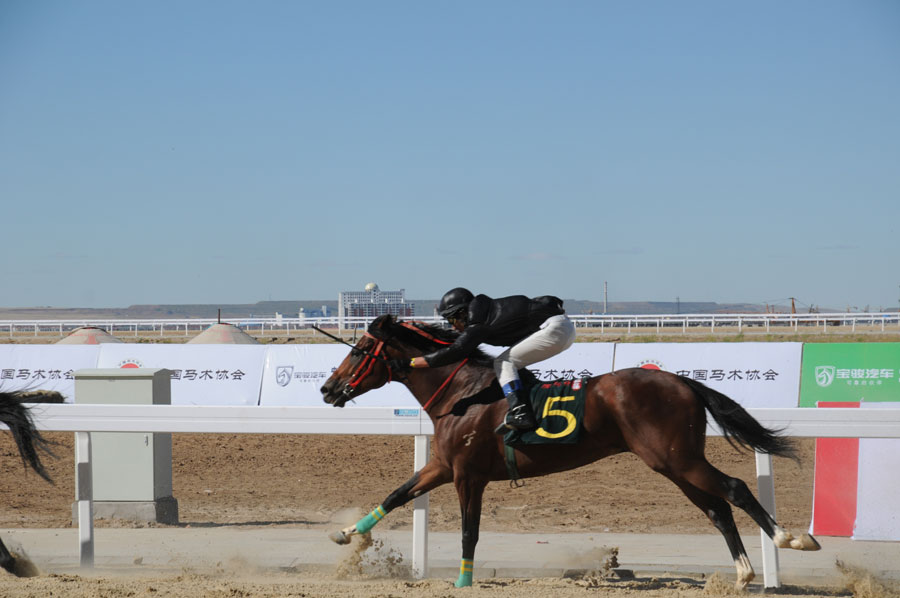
[496,406,536,433]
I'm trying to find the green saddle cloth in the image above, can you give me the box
[502,377,589,446]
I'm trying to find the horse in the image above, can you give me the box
[319,315,820,589]
[0,390,59,576]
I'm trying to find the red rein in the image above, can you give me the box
[421,358,468,412]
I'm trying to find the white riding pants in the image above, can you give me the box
[494,314,576,390]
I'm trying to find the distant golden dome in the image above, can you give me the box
[364,282,379,292]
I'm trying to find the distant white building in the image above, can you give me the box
[338,283,414,326]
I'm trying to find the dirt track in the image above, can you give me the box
[3,569,888,598]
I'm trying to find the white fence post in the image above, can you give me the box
[754,451,779,588]
[412,434,430,578]
[75,431,94,568]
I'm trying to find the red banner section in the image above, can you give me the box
[811,401,859,536]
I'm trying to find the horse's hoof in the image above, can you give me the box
[734,555,754,590]
[329,530,351,545]
[2,554,40,578]
[791,533,821,551]
[735,571,755,591]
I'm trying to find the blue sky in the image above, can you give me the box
[2,1,898,311]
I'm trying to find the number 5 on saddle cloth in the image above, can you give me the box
[502,376,589,446]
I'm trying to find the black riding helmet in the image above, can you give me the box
[438,287,474,319]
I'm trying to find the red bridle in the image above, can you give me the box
[346,333,390,391]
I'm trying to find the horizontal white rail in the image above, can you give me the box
[733,408,900,438]
[25,404,434,435]
[21,404,900,438]
[7,405,900,587]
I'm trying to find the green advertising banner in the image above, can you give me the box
[799,343,900,407]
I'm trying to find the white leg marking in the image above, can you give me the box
[773,526,793,548]
[329,524,358,545]
[734,554,755,590]
[774,526,821,551]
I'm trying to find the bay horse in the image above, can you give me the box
[0,390,58,576]
[319,315,820,589]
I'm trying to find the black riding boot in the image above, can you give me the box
[494,389,536,433]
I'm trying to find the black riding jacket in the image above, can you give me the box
[423,294,565,368]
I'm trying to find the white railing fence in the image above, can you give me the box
[570,312,900,334]
[7,405,900,587]
[2,312,899,338]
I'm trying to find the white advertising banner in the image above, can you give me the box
[0,345,100,401]
[96,344,266,406]
[853,401,900,541]
[260,343,617,407]
[612,343,802,408]
[0,342,798,409]
[260,344,419,407]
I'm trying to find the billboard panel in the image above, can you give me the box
[799,343,900,407]
[96,344,266,406]
[802,344,900,540]
[613,343,802,408]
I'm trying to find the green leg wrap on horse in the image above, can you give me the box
[454,559,474,587]
[355,505,386,535]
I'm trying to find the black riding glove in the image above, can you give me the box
[388,359,411,373]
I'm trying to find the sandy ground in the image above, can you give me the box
[3,568,892,598]
[6,431,893,597]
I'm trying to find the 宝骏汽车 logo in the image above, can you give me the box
[276,366,293,387]
[815,365,836,388]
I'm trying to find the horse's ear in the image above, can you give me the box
[368,314,394,334]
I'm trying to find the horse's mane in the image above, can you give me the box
[373,317,495,369]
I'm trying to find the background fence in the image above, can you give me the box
[2,311,899,339]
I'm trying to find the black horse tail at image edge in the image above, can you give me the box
[679,375,797,461]
[0,391,57,483]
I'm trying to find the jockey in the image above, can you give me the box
[408,287,576,433]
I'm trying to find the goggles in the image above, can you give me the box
[445,308,466,326]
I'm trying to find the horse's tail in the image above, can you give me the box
[679,375,797,460]
[0,391,57,483]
